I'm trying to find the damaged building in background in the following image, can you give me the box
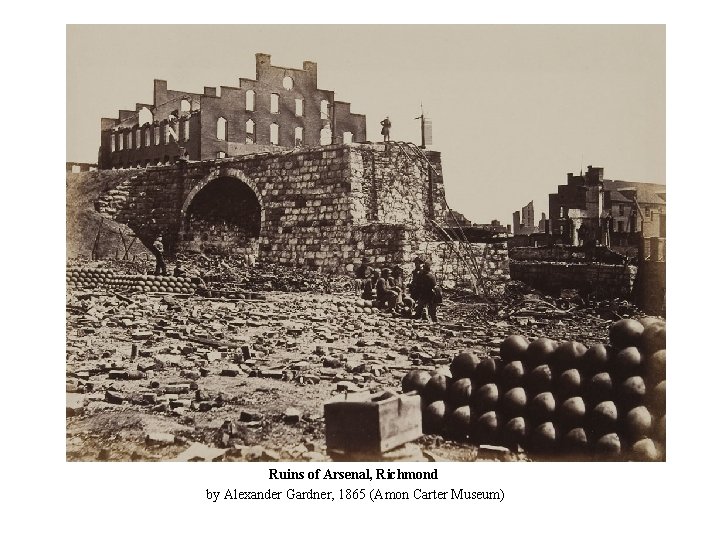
[98,53,366,169]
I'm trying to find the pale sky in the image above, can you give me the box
[67,25,665,226]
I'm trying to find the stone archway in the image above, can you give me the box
[179,169,264,257]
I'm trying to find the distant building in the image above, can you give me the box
[548,165,665,246]
[448,209,472,227]
[475,219,511,234]
[98,53,367,170]
[512,201,539,235]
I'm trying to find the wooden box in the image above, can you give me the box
[324,391,422,456]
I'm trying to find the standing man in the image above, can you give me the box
[380,117,391,142]
[408,256,424,303]
[414,262,439,323]
[152,235,167,276]
[354,257,371,292]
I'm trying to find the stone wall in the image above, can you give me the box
[510,261,637,299]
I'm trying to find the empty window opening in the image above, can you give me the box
[343,131,353,143]
[245,90,255,111]
[110,133,115,152]
[618,221,625,233]
[154,126,160,146]
[216,117,227,140]
[127,132,133,149]
[245,119,255,144]
[118,132,124,151]
[217,151,226,158]
[183,119,190,141]
[144,127,151,147]
[282,76,294,90]
[320,126,331,145]
[138,107,153,126]
[619,205,624,216]
[270,123,279,145]
[294,126,304,146]
[320,100,329,120]
[270,93,279,114]
[135,129,142,149]
[295,98,304,117]
[164,124,171,144]
[180,99,191,113]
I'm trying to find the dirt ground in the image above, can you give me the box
[66,265,641,462]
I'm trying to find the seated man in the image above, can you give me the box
[354,257,371,292]
[361,269,378,301]
[173,262,187,278]
[376,268,399,310]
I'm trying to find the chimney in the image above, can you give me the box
[256,53,271,79]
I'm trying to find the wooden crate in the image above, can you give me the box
[324,391,422,456]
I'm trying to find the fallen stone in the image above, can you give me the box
[145,432,175,445]
[66,393,86,417]
[283,407,302,423]
[105,390,124,405]
[173,443,227,462]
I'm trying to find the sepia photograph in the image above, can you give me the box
[66,24,666,463]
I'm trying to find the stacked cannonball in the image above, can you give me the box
[402,317,666,461]
[334,299,382,315]
[67,268,197,294]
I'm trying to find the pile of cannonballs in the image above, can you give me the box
[334,299,382,315]
[66,267,197,294]
[402,318,666,461]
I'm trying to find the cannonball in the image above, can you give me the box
[401,370,432,394]
[501,361,525,388]
[559,397,586,427]
[502,387,527,417]
[557,369,583,399]
[471,383,499,413]
[528,391,556,422]
[472,410,499,445]
[646,350,666,385]
[640,322,666,355]
[502,417,526,447]
[583,344,609,375]
[625,406,653,442]
[423,400,447,434]
[474,357,497,385]
[609,319,645,349]
[649,380,666,414]
[590,399,616,431]
[631,438,660,462]
[531,422,557,453]
[528,364,553,394]
[587,372,614,405]
[638,317,663,329]
[448,378,474,407]
[619,376,646,407]
[525,338,557,369]
[450,350,479,380]
[500,335,529,362]
[595,432,622,457]
[553,341,588,371]
[423,372,450,402]
[562,427,589,454]
[613,346,644,376]
[447,406,472,439]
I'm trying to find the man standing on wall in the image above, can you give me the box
[381,117,391,142]
[152,235,167,276]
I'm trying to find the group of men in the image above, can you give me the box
[355,256,440,322]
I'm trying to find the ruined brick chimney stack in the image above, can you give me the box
[303,60,318,85]
[256,53,271,79]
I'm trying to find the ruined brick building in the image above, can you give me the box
[548,166,666,246]
[98,54,366,170]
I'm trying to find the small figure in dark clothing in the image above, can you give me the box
[408,256,424,302]
[173,262,186,278]
[361,269,380,301]
[414,262,439,322]
[152,235,167,276]
[380,117,391,142]
[354,257,371,292]
[377,268,399,310]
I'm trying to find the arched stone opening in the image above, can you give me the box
[179,176,262,258]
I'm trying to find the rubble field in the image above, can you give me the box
[66,257,650,462]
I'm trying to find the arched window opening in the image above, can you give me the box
[138,107,153,126]
[270,123,279,145]
[144,127,151,147]
[118,132,124,151]
[245,119,255,144]
[154,126,160,146]
[320,127,331,145]
[294,126,304,146]
[135,128,142,149]
[183,119,190,141]
[164,124,171,144]
[270,93,279,114]
[180,99,191,113]
[295,98,304,117]
[282,76,294,90]
[216,117,227,140]
[245,90,255,111]
[110,133,115,152]
[320,100,329,120]
[343,131,354,144]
